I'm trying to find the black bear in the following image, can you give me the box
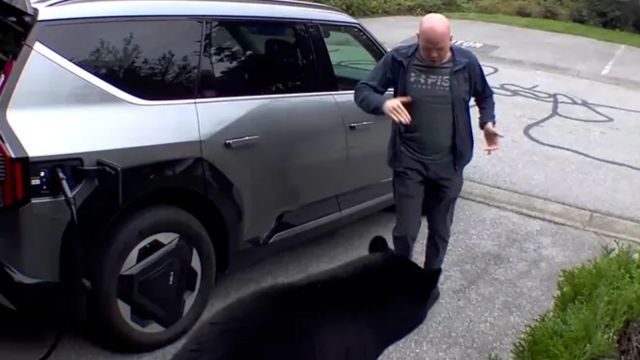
[171,236,440,360]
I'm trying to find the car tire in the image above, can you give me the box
[90,205,216,352]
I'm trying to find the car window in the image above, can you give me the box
[318,25,384,91]
[197,20,316,98]
[38,19,202,101]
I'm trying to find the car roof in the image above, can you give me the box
[33,0,359,23]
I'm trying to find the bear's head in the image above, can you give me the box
[366,235,440,292]
[368,234,393,254]
[353,236,441,336]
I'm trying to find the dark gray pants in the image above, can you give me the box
[391,159,463,270]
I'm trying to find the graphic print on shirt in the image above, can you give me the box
[401,57,455,163]
[408,71,450,93]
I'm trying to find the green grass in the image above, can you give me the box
[446,12,640,48]
[511,244,640,359]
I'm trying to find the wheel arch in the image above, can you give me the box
[58,158,242,289]
[106,187,231,274]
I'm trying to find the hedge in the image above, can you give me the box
[509,244,640,359]
[312,0,640,33]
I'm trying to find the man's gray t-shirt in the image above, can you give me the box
[399,53,454,164]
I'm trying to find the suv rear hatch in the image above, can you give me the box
[2,0,33,13]
[1,0,36,208]
[1,0,35,95]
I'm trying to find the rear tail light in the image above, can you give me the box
[0,58,15,96]
[0,141,28,208]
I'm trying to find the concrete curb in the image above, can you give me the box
[476,54,640,90]
[461,180,640,244]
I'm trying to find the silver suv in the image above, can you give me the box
[0,0,393,352]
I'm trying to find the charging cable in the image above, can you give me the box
[55,167,78,225]
[38,168,80,360]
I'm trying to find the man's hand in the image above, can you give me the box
[483,122,503,155]
[383,96,412,125]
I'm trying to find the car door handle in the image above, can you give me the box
[224,135,260,149]
[349,121,375,130]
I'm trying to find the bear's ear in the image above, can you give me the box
[369,235,391,254]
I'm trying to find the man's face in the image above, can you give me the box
[417,32,452,65]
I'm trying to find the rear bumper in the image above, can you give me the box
[0,261,61,312]
[0,199,72,283]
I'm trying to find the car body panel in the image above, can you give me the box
[0,199,72,281]
[0,0,395,313]
[333,92,393,208]
[304,22,394,212]
[4,0,34,14]
[7,42,202,158]
[196,92,349,242]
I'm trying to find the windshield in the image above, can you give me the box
[0,1,35,94]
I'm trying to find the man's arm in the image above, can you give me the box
[353,51,394,115]
[470,55,496,130]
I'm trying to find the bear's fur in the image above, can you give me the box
[171,236,440,360]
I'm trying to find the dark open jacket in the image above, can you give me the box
[354,42,496,171]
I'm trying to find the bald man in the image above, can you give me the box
[354,13,499,305]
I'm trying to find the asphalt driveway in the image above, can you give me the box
[0,199,613,360]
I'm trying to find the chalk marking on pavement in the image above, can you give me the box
[452,40,484,49]
[601,45,626,75]
[397,37,498,54]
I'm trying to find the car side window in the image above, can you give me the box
[38,19,203,101]
[197,20,316,98]
[318,24,384,91]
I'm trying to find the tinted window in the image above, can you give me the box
[39,19,202,101]
[319,25,384,91]
[197,20,316,98]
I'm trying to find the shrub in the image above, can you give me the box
[310,0,640,33]
[315,0,386,16]
[513,1,539,18]
[511,244,640,359]
[313,0,447,16]
[470,0,505,14]
[538,0,566,20]
[567,0,640,31]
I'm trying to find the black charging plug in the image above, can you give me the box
[55,167,78,225]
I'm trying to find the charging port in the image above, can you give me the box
[29,159,83,198]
